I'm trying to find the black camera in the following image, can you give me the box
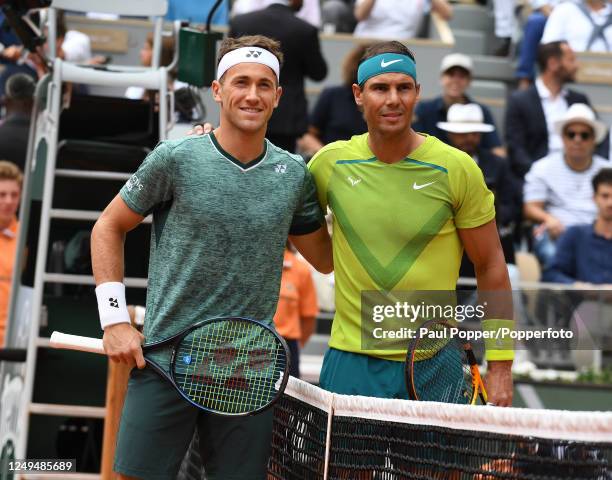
[1,0,50,51]
[0,0,51,14]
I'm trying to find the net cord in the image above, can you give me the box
[282,377,612,443]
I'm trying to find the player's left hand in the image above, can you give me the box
[187,123,214,136]
[484,360,513,407]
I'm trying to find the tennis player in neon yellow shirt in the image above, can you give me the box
[308,41,514,407]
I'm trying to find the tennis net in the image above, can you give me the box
[269,377,612,480]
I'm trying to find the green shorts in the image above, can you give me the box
[114,368,273,480]
[319,347,466,403]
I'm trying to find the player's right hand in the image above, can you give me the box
[187,123,214,136]
[103,323,146,369]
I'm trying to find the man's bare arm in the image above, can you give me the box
[92,195,144,283]
[289,226,333,274]
[458,220,513,407]
[524,201,564,238]
[91,194,147,368]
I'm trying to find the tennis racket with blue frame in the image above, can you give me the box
[50,316,290,416]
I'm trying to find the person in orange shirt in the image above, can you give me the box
[0,160,22,346]
[273,242,319,378]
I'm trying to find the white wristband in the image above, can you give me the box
[95,282,131,330]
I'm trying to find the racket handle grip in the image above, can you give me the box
[50,331,105,355]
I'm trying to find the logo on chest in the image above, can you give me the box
[347,176,362,187]
[274,164,287,174]
[413,181,436,190]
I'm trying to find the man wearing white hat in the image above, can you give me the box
[437,104,522,278]
[414,53,505,158]
[524,103,609,267]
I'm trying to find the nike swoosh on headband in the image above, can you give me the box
[381,59,403,68]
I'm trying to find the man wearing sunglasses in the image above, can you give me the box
[523,103,609,268]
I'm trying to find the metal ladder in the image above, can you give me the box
[7,1,172,476]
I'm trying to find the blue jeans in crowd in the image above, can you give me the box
[533,229,557,270]
[516,12,548,80]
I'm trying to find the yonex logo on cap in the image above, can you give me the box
[246,50,262,58]
[381,59,403,68]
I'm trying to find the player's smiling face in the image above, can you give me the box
[353,72,420,136]
[213,62,282,134]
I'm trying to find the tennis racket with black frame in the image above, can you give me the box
[405,319,488,405]
[50,316,290,416]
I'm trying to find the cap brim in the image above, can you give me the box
[440,64,472,74]
[436,122,495,133]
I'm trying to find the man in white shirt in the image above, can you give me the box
[541,0,612,52]
[352,0,452,39]
[505,41,608,179]
[232,0,321,27]
[524,103,609,267]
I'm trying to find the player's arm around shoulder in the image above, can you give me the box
[289,156,333,274]
[92,195,147,368]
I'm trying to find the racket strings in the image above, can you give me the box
[173,319,287,414]
[410,323,474,404]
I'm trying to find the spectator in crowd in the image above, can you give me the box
[125,33,200,123]
[273,242,319,378]
[0,73,35,171]
[505,41,608,179]
[125,32,178,100]
[0,10,37,98]
[321,0,357,33]
[543,168,612,284]
[27,12,98,83]
[437,103,521,279]
[353,0,452,39]
[230,0,328,152]
[414,53,505,158]
[165,0,228,26]
[0,161,22,347]
[56,12,92,65]
[298,42,368,158]
[515,0,561,88]
[523,103,609,268]
[232,0,322,28]
[492,0,516,56]
[541,0,612,53]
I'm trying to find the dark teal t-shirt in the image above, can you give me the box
[120,133,324,363]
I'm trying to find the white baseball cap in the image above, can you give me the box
[437,103,495,133]
[440,53,473,74]
[554,103,607,144]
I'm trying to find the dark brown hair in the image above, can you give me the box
[360,41,416,65]
[146,32,175,69]
[342,42,374,86]
[593,168,612,193]
[217,35,284,69]
[537,41,567,73]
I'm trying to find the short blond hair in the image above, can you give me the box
[0,161,23,187]
[217,35,284,76]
